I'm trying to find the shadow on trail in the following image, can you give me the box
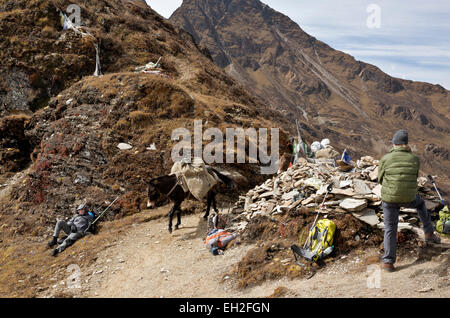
[171,215,209,241]
[395,260,422,272]
[397,243,450,273]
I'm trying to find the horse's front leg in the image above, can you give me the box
[204,192,212,220]
[212,191,219,214]
[170,202,182,231]
[168,204,177,233]
[175,208,182,230]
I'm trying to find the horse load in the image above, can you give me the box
[170,157,219,201]
[147,158,236,233]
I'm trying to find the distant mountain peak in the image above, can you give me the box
[170,0,450,182]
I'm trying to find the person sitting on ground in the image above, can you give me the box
[48,203,95,257]
[378,130,441,272]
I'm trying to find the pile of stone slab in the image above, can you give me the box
[231,156,443,232]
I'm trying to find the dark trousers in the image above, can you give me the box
[382,194,434,264]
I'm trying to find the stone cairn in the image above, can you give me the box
[230,156,442,233]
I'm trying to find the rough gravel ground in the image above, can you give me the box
[56,208,450,298]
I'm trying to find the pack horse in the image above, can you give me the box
[146,158,236,233]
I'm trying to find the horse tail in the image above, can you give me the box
[208,167,236,189]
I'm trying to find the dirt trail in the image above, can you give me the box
[81,208,255,298]
[69,207,450,298]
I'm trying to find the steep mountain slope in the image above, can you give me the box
[0,0,311,297]
[170,0,450,187]
[0,0,295,241]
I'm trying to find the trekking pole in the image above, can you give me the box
[303,183,333,249]
[93,195,121,225]
[83,196,121,235]
[427,175,445,205]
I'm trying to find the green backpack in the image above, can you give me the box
[436,206,450,235]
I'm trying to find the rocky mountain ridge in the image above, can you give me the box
[170,0,450,189]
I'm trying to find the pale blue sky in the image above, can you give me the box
[146,0,450,89]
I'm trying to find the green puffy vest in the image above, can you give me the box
[378,147,420,203]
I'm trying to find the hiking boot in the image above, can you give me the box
[51,249,58,257]
[424,233,441,244]
[381,262,395,273]
[48,237,58,248]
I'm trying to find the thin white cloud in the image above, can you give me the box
[367,60,450,88]
[342,45,450,58]
[146,0,450,89]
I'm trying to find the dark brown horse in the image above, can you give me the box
[147,167,236,233]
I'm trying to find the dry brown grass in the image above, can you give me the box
[233,240,305,289]
[0,208,167,297]
[0,0,295,296]
[231,207,386,288]
[113,118,130,131]
[36,16,50,26]
[41,25,57,37]
[129,111,153,128]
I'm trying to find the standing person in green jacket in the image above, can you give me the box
[378,130,441,272]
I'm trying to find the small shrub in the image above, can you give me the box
[36,17,49,26]
[42,25,57,37]
[9,36,19,44]
[129,111,153,128]
[114,118,130,131]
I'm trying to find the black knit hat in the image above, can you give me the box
[392,130,408,145]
